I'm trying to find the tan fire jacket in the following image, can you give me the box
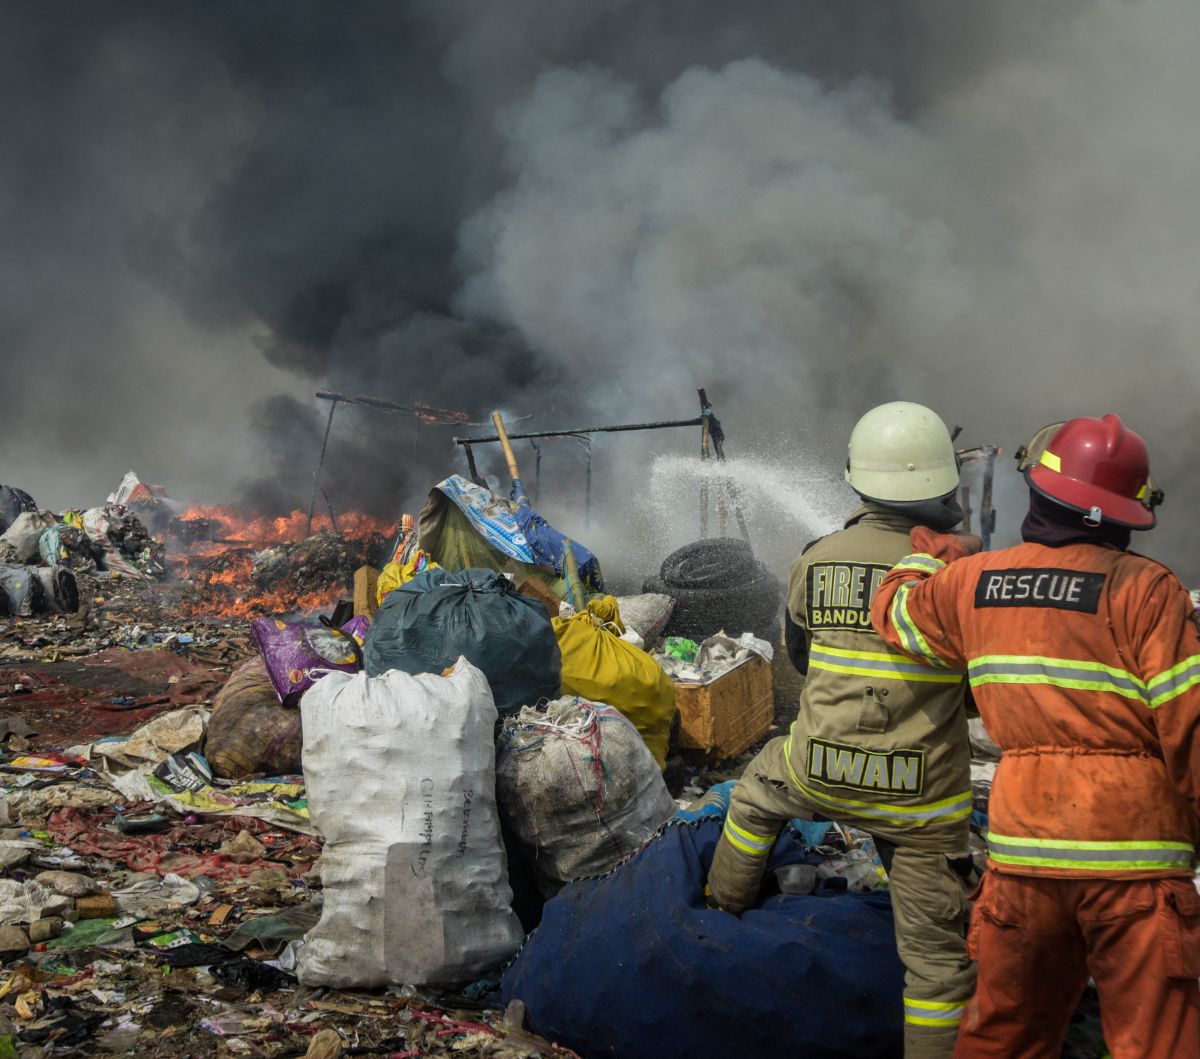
[784,504,971,850]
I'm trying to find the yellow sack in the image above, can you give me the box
[377,552,439,606]
[584,595,625,635]
[553,596,675,767]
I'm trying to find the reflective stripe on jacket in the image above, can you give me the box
[872,541,1200,880]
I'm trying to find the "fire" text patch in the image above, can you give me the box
[805,562,891,631]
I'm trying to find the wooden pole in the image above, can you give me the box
[584,438,593,528]
[463,443,484,487]
[981,449,997,551]
[491,411,526,502]
[699,389,711,539]
[530,440,543,503]
[562,539,587,611]
[307,400,338,537]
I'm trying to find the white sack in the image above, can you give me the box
[298,659,522,988]
[0,511,57,563]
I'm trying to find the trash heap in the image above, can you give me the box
[1,481,168,626]
[0,461,1085,1058]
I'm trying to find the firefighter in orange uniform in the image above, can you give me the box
[871,413,1200,1059]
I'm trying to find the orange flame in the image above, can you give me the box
[172,507,399,620]
[176,505,394,545]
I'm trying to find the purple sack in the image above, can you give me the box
[251,615,370,706]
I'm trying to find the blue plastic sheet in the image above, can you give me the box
[510,492,603,590]
[433,476,536,564]
[501,817,904,1059]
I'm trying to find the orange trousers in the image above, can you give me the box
[954,871,1200,1059]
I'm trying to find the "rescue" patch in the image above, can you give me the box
[805,562,891,631]
[806,737,925,795]
[973,568,1105,613]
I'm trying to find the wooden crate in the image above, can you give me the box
[674,654,774,761]
[354,565,381,617]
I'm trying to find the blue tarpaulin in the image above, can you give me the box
[421,475,603,589]
[433,476,536,564]
[500,816,905,1059]
[510,490,603,590]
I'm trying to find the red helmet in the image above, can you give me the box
[1025,413,1156,529]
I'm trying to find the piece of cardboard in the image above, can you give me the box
[353,566,380,618]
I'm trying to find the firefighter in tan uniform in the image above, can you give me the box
[707,402,976,1059]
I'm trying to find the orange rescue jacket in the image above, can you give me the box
[871,540,1200,880]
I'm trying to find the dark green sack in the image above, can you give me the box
[364,568,561,715]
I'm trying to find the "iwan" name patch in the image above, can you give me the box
[806,737,925,794]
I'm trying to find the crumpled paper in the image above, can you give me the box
[111,872,201,918]
[0,880,73,925]
[88,708,208,770]
[8,784,124,823]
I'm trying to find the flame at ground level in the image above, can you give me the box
[176,505,396,546]
[170,508,398,620]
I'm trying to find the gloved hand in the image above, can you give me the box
[910,526,982,564]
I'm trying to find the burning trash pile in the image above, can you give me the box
[171,507,396,620]
[0,438,818,1058]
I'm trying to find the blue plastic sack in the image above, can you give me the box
[501,817,904,1059]
[363,568,561,715]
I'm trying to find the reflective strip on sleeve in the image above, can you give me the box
[891,552,946,575]
[904,997,967,1028]
[986,832,1196,872]
[722,817,774,858]
[1146,655,1200,709]
[782,735,972,828]
[889,581,953,668]
[808,644,963,685]
[967,655,1148,704]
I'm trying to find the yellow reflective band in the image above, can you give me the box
[988,834,1193,851]
[1136,483,1148,500]
[1146,655,1200,709]
[905,1013,965,1027]
[722,817,772,858]
[904,998,966,1027]
[891,552,946,575]
[892,582,952,668]
[1040,449,1062,472]
[968,654,1148,704]
[808,644,963,685]
[781,735,971,828]
[989,853,1192,872]
[986,831,1196,872]
[726,818,773,847]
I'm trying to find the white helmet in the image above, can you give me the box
[845,402,960,503]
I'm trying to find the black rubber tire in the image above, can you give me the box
[659,537,757,591]
[645,566,781,639]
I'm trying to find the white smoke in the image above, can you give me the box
[456,6,1200,581]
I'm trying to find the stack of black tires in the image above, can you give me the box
[644,538,781,643]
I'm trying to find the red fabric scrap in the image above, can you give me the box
[46,805,321,883]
